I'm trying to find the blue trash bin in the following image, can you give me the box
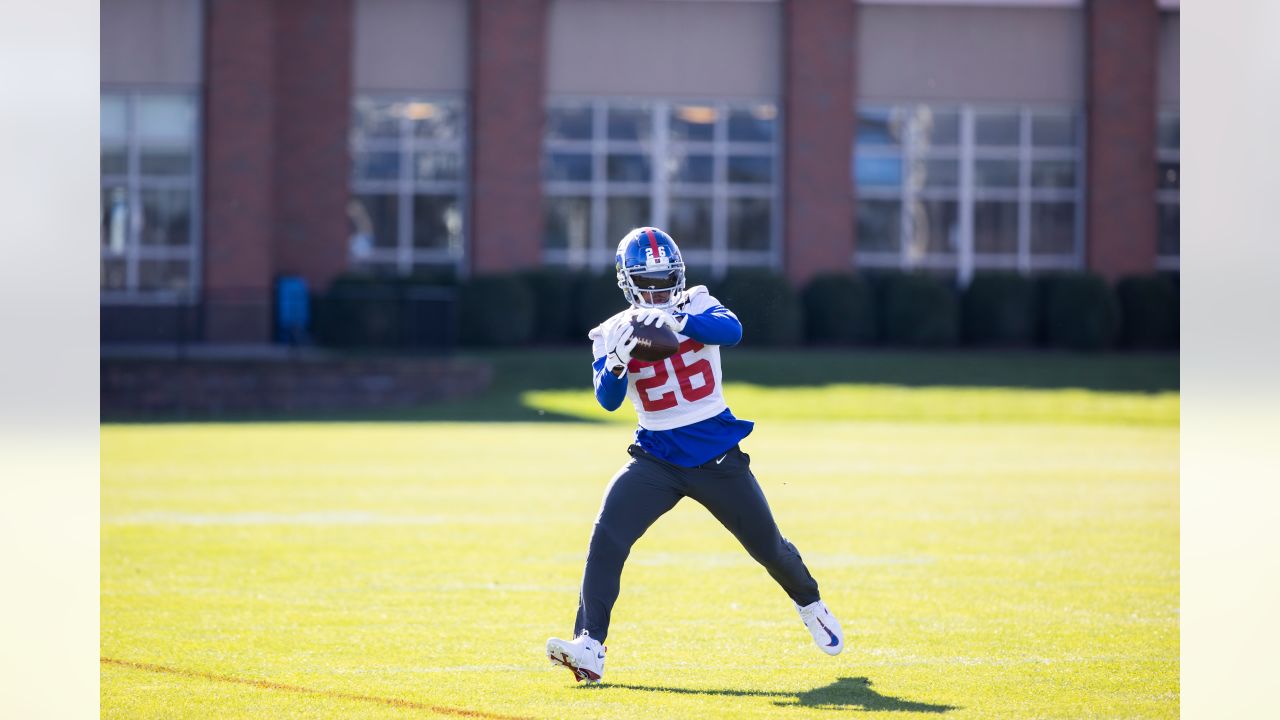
[275,276,310,344]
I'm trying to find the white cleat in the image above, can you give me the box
[546,632,606,684]
[796,599,844,655]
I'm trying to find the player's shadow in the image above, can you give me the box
[587,676,957,713]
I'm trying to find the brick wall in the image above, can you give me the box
[783,0,856,285]
[273,0,353,292]
[469,0,549,274]
[203,0,276,341]
[1085,0,1158,280]
[102,357,492,418]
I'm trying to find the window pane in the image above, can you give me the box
[1157,114,1180,150]
[606,197,651,246]
[544,152,593,182]
[101,258,127,291]
[352,194,400,249]
[543,196,591,252]
[911,158,958,189]
[727,155,772,184]
[670,105,717,142]
[1030,202,1076,255]
[137,95,195,143]
[101,95,127,139]
[856,108,901,146]
[408,102,461,140]
[1158,160,1180,190]
[547,105,594,140]
[919,108,959,147]
[855,155,901,188]
[974,159,1018,188]
[974,201,1018,254]
[727,105,776,143]
[139,188,191,247]
[140,146,193,175]
[975,112,1020,147]
[668,197,712,250]
[856,199,901,253]
[607,107,651,141]
[352,150,401,181]
[1032,160,1076,189]
[668,151,713,184]
[1031,113,1076,147]
[102,145,127,176]
[727,198,772,251]
[101,186,130,253]
[138,260,192,292]
[352,98,402,141]
[607,153,651,183]
[1157,203,1180,257]
[414,151,462,182]
[412,195,462,251]
[907,199,959,255]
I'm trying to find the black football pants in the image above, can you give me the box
[573,444,821,643]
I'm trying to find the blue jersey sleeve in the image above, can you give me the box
[592,356,628,411]
[678,305,742,347]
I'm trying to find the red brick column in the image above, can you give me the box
[783,0,856,285]
[203,0,276,342]
[1086,0,1158,280]
[469,0,548,274]
[273,0,353,291]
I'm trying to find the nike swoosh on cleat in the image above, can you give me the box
[816,617,840,647]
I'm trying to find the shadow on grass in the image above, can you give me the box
[102,348,1178,424]
[586,676,958,713]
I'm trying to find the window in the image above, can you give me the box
[100,91,201,301]
[349,96,466,274]
[1156,112,1179,270]
[854,105,1083,282]
[543,99,780,275]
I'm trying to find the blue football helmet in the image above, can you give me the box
[615,227,686,309]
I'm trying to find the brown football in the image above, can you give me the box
[629,320,680,362]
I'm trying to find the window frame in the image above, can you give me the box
[543,97,782,278]
[853,103,1086,284]
[100,88,203,305]
[349,93,469,275]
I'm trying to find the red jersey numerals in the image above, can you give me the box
[629,339,716,412]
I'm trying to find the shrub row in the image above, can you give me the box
[315,268,1177,351]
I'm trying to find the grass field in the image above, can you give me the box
[101,350,1178,719]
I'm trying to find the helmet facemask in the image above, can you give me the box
[619,264,685,310]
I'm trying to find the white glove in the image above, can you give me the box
[631,307,686,334]
[604,323,637,373]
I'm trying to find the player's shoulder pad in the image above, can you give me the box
[677,285,719,315]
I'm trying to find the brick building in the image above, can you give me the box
[100,0,1179,342]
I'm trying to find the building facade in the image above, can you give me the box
[101,0,1179,342]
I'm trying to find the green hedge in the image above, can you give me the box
[877,272,960,347]
[314,273,458,348]
[458,274,536,347]
[520,268,580,344]
[712,269,803,346]
[962,272,1038,346]
[801,272,878,345]
[572,269,629,340]
[1116,274,1179,349]
[1040,272,1119,351]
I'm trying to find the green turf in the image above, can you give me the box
[102,352,1178,719]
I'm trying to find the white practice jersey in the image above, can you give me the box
[589,286,731,431]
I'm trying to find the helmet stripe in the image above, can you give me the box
[644,228,661,264]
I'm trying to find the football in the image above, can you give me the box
[629,320,680,362]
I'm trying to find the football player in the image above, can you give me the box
[545,227,843,684]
